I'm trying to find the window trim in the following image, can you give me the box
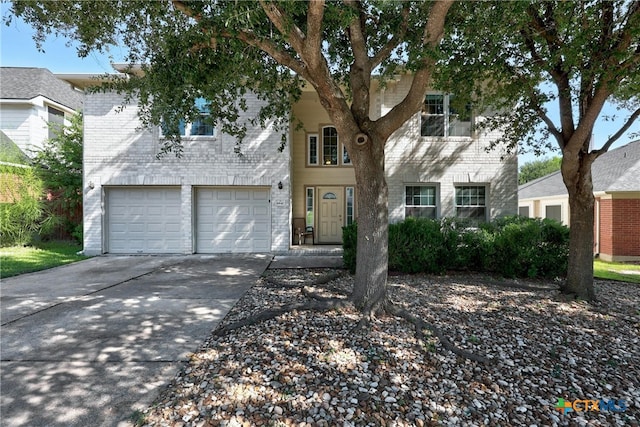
[454,184,488,222]
[160,98,216,139]
[307,133,319,166]
[346,186,355,225]
[404,184,439,219]
[322,125,339,166]
[305,187,315,228]
[420,93,473,138]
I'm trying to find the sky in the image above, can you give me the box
[1,10,638,166]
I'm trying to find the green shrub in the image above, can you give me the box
[71,223,83,244]
[486,216,568,278]
[343,215,569,279]
[389,218,447,274]
[0,167,45,246]
[342,222,358,273]
[439,218,494,271]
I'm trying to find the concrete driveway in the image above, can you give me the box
[0,254,271,427]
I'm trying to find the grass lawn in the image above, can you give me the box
[594,259,640,284]
[0,241,87,278]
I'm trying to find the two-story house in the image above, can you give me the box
[74,73,517,255]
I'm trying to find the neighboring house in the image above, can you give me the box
[76,73,517,255]
[0,67,83,157]
[519,140,640,262]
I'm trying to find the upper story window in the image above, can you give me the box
[323,126,338,165]
[342,145,351,165]
[421,94,471,137]
[47,106,65,140]
[188,98,215,136]
[308,126,352,167]
[161,97,215,137]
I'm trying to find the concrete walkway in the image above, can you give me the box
[0,254,271,427]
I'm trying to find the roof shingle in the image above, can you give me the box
[519,140,640,198]
[0,67,83,110]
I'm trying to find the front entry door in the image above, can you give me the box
[318,187,343,243]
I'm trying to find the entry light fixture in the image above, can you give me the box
[88,181,95,189]
[277,181,283,190]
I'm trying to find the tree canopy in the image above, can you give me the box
[436,0,640,300]
[518,156,562,185]
[438,1,640,154]
[6,0,454,313]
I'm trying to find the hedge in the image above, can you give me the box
[342,216,569,279]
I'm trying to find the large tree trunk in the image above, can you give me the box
[350,135,389,315]
[561,153,596,301]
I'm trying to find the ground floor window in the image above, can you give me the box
[346,187,355,225]
[306,187,314,227]
[405,185,437,219]
[455,185,486,221]
[545,205,562,223]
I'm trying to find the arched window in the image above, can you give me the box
[322,126,338,165]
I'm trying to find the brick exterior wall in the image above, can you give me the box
[598,198,613,256]
[83,91,290,255]
[84,78,518,255]
[610,198,640,257]
[381,78,518,223]
[597,196,640,260]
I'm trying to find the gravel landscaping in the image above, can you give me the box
[140,269,640,427]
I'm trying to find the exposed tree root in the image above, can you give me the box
[213,291,351,337]
[216,269,493,365]
[212,269,351,336]
[385,301,493,366]
[262,269,348,290]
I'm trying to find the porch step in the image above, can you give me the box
[278,245,343,256]
[270,245,344,269]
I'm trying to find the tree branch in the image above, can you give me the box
[377,0,453,140]
[371,4,410,67]
[172,0,310,80]
[259,0,306,53]
[524,5,575,140]
[305,0,325,55]
[596,106,640,155]
[345,0,372,123]
[345,0,369,70]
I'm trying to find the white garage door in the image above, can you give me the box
[107,187,181,253]
[196,187,271,253]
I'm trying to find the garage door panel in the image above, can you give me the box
[107,187,181,254]
[235,191,250,200]
[253,206,269,215]
[253,191,268,200]
[196,187,271,253]
[253,222,269,233]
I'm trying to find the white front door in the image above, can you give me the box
[317,187,343,244]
